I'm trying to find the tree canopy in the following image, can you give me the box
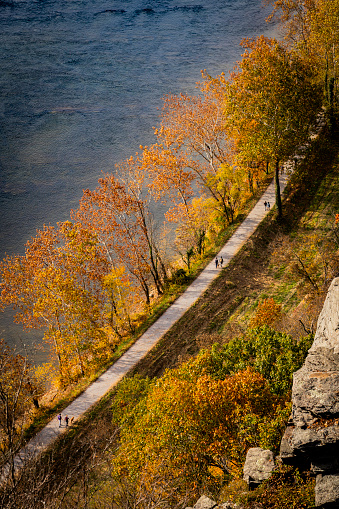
[227,36,322,217]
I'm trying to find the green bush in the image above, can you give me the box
[171,268,188,284]
[206,326,313,395]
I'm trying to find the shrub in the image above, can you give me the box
[207,326,313,395]
[249,298,282,328]
[244,465,315,509]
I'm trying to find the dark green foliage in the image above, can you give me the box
[206,326,313,395]
[171,268,189,284]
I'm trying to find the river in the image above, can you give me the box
[0,0,277,363]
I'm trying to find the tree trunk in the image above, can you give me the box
[248,168,253,194]
[275,160,282,219]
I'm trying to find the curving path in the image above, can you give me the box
[2,173,289,480]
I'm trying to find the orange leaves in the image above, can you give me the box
[72,171,165,304]
[141,143,195,208]
[0,220,131,385]
[250,298,282,328]
[193,368,275,433]
[110,323,312,502]
[113,366,280,499]
[158,83,231,162]
[155,77,242,227]
[0,149,169,387]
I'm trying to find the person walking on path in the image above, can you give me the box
[264,200,267,211]
[220,256,224,268]
[65,416,69,427]
[215,257,219,268]
[58,414,62,428]
[267,201,270,211]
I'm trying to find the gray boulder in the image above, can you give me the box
[193,495,218,509]
[315,474,339,508]
[243,447,275,489]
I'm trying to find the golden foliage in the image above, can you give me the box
[250,298,282,328]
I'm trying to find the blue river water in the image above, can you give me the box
[0,0,277,362]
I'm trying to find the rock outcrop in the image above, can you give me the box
[280,277,339,508]
[186,495,217,509]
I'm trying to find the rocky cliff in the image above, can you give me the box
[280,277,339,508]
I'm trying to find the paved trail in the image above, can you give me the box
[4,174,288,479]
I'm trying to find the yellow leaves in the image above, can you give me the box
[268,0,338,103]
[114,366,278,492]
[0,217,129,384]
[228,34,321,179]
[154,77,242,227]
[103,265,129,289]
[35,362,57,388]
[111,329,304,502]
[208,465,224,478]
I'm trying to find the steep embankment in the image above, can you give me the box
[133,131,339,379]
[2,129,339,508]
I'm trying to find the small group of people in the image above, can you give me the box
[264,200,271,211]
[215,255,223,268]
[57,413,74,428]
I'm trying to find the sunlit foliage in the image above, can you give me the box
[108,327,312,506]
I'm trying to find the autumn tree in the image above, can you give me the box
[111,367,283,507]
[116,154,170,290]
[73,171,167,305]
[155,74,247,226]
[141,143,195,214]
[0,340,41,485]
[0,222,129,385]
[249,298,282,328]
[107,326,313,506]
[168,198,213,271]
[267,0,339,124]
[227,36,322,218]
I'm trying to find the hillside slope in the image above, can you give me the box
[133,130,339,380]
[2,128,339,508]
